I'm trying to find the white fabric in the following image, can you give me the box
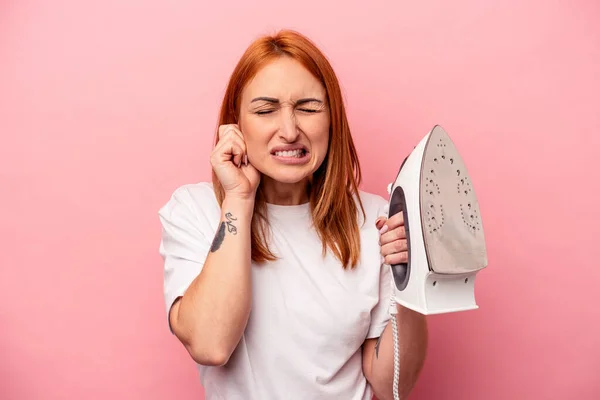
[158,182,392,400]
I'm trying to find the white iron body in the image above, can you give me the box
[386,125,488,315]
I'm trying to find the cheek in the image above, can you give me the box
[304,118,330,153]
[240,117,271,154]
[314,134,329,156]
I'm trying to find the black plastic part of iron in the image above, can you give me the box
[389,185,411,291]
[389,154,411,291]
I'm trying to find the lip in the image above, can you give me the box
[270,144,308,154]
[270,146,310,165]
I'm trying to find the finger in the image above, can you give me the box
[218,124,235,138]
[217,124,230,140]
[379,226,406,245]
[215,129,247,154]
[380,239,408,257]
[211,140,238,167]
[218,128,239,146]
[214,136,246,167]
[240,155,257,175]
[384,251,408,266]
[218,127,247,166]
[375,217,386,230]
[229,144,244,167]
[386,211,405,229]
[219,124,244,142]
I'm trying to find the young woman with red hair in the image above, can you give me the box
[158,30,428,400]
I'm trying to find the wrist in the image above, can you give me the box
[222,195,255,217]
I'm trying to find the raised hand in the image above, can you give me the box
[210,124,261,200]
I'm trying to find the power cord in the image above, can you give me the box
[390,292,400,400]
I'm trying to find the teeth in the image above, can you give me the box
[274,149,303,157]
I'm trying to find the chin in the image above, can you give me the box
[256,154,323,185]
[258,159,313,183]
[264,169,310,184]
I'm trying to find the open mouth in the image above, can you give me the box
[270,147,310,165]
[272,149,307,158]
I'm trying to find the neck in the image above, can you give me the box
[261,176,310,205]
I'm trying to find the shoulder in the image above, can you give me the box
[357,190,388,210]
[355,190,389,227]
[158,181,220,225]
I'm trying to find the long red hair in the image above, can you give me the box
[212,29,365,268]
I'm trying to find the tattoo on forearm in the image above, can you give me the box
[375,335,382,359]
[210,222,226,252]
[225,212,237,234]
[210,212,238,252]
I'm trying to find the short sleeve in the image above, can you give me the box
[366,195,394,339]
[366,258,394,338]
[158,186,214,332]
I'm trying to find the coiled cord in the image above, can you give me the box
[382,198,401,400]
[390,292,400,400]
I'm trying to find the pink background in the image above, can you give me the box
[1,0,598,399]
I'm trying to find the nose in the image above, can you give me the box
[277,107,300,142]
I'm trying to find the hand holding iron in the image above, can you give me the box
[377,213,408,265]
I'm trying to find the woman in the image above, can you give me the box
[158,30,428,400]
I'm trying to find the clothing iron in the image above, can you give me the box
[385,125,488,315]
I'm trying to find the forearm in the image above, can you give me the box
[370,304,428,400]
[173,196,254,365]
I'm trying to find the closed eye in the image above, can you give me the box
[256,109,318,115]
[297,100,325,114]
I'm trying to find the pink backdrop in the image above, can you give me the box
[1,1,598,399]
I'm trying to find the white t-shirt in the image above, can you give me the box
[158,182,393,400]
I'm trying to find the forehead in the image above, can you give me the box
[242,57,326,101]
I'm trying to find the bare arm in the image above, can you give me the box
[169,195,254,366]
[363,304,428,400]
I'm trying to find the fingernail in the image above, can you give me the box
[379,224,389,234]
[244,154,248,166]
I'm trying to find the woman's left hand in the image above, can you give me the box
[376,213,408,265]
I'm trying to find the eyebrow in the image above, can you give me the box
[250,97,323,105]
